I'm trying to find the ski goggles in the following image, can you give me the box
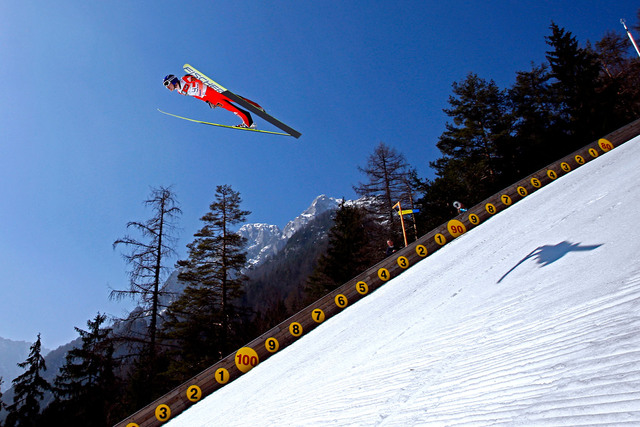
[163,75,178,87]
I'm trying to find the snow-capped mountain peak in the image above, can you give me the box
[282,195,340,239]
[239,195,342,267]
[238,223,285,267]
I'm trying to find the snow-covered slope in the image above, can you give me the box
[168,136,640,426]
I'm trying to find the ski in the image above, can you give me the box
[157,109,292,136]
[183,63,302,139]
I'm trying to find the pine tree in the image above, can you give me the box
[508,63,565,174]
[162,185,250,380]
[5,334,50,427]
[545,22,614,143]
[353,142,413,243]
[43,314,119,427]
[306,202,384,300]
[419,72,513,229]
[438,73,513,190]
[111,186,181,360]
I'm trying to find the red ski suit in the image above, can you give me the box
[176,75,257,127]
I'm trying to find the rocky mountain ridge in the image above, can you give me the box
[239,195,341,267]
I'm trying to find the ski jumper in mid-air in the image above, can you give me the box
[163,74,262,128]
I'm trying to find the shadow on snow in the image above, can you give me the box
[498,241,603,283]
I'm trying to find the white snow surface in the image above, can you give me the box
[168,137,640,426]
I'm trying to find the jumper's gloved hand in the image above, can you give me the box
[206,101,217,109]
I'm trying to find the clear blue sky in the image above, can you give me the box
[1,0,638,350]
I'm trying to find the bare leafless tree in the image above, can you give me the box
[111,186,181,357]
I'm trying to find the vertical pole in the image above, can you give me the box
[407,191,419,242]
[393,202,408,248]
[621,19,640,59]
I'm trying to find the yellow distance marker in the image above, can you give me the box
[468,213,480,225]
[447,220,466,238]
[378,268,390,281]
[415,244,428,257]
[312,308,326,323]
[265,337,279,353]
[335,294,348,307]
[598,138,613,152]
[517,186,528,197]
[215,368,230,384]
[289,322,303,337]
[186,385,202,402]
[355,281,369,295]
[235,347,259,373]
[155,404,171,422]
[397,256,409,269]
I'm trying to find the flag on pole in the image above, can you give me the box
[622,19,640,59]
[400,209,420,216]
